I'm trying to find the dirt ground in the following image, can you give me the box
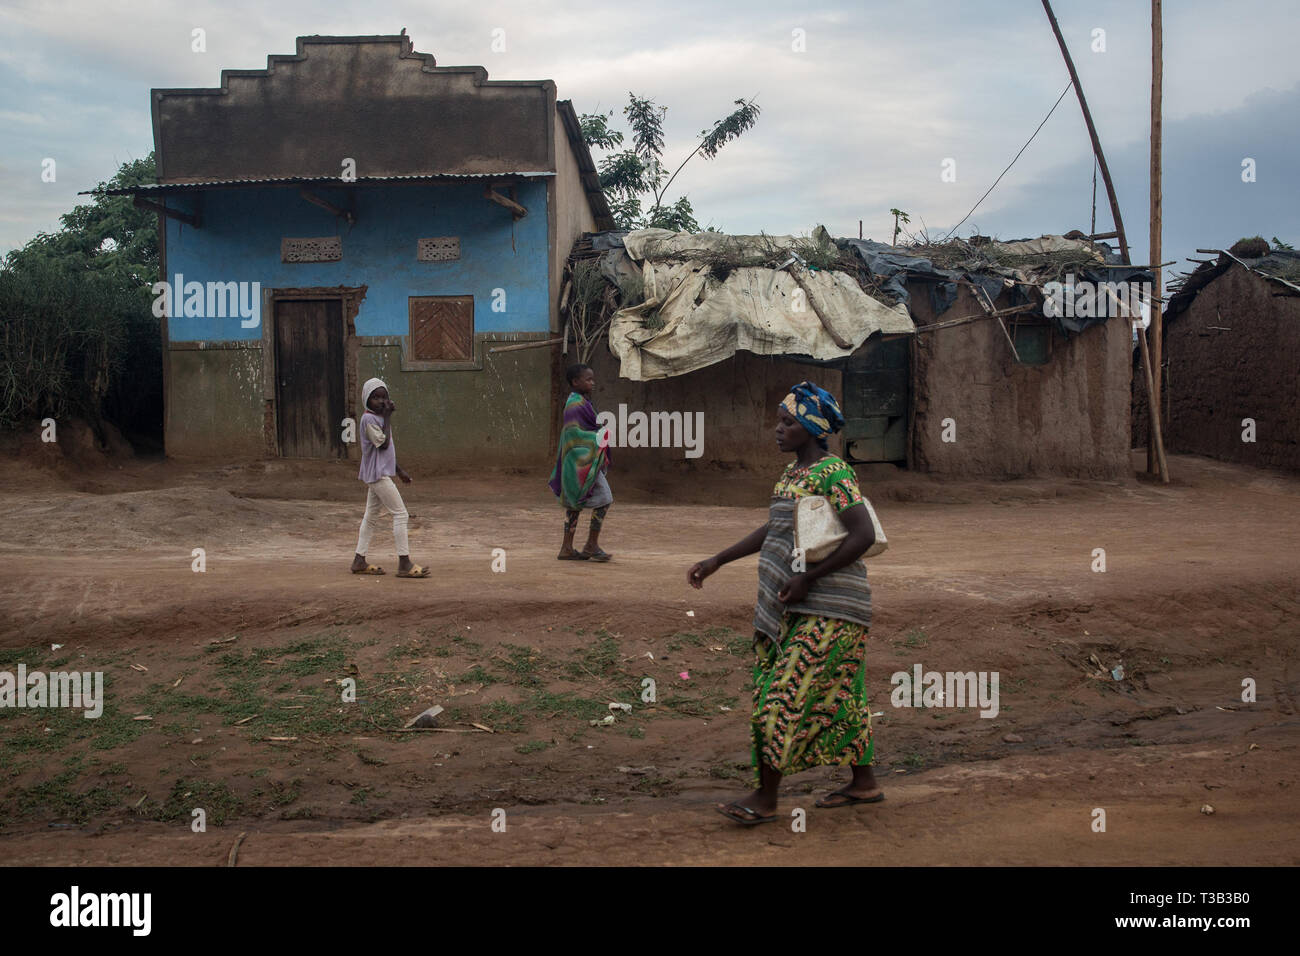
[0,448,1297,866]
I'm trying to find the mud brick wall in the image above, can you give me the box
[586,343,844,474]
[1132,266,1300,472]
[910,284,1132,479]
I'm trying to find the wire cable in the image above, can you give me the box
[940,82,1074,242]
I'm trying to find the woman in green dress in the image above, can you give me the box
[687,381,882,825]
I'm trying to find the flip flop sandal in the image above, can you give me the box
[582,549,612,562]
[396,565,431,578]
[715,803,777,827]
[815,790,885,809]
[557,551,591,561]
[351,565,385,575]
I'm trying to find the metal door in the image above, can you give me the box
[842,336,909,463]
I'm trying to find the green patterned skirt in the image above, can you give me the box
[751,613,873,786]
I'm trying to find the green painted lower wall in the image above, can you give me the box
[357,345,552,468]
[164,340,554,468]
[166,346,266,458]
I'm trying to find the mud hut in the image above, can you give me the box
[1132,245,1300,473]
[569,229,1149,479]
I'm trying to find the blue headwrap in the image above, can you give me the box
[780,381,846,450]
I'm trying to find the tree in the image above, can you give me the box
[581,94,760,232]
[7,154,158,283]
[1,154,161,441]
[890,208,911,247]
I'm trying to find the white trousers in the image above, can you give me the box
[355,476,409,557]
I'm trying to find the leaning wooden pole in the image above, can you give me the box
[1041,0,1131,265]
[1148,0,1164,477]
[1136,312,1170,484]
[1104,287,1170,484]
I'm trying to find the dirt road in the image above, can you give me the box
[0,451,1296,865]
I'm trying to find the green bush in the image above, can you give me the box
[0,154,160,440]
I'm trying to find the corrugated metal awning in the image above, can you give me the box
[81,172,556,196]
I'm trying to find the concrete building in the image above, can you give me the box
[109,34,613,466]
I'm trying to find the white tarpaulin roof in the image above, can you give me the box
[607,228,914,381]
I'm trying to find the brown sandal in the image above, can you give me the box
[815,789,885,809]
[716,802,777,826]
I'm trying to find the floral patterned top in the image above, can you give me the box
[772,456,865,513]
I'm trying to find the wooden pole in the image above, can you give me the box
[969,283,1023,362]
[488,338,564,354]
[1135,316,1170,484]
[788,266,853,349]
[1102,286,1169,483]
[1148,0,1163,476]
[1041,0,1131,264]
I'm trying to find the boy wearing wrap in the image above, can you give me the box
[548,364,613,562]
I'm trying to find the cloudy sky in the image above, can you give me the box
[2,0,1297,278]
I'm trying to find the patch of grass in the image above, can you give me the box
[142,778,242,826]
[666,631,707,652]
[10,770,126,823]
[0,646,60,668]
[386,639,429,662]
[527,691,609,722]
[725,632,757,657]
[902,630,928,648]
[568,633,621,680]
[1,680,154,753]
[479,700,527,734]
[514,739,553,755]
[708,763,747,781]
[497,645,546,686]
[458,664,498,686]
[266,778,302,809]
[216,637,349,680]
[661,690,738,718]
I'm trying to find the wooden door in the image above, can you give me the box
[274,298,345,459]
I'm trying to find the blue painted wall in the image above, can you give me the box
[163,180,551,341]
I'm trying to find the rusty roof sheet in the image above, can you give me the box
[81,172,555,196]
